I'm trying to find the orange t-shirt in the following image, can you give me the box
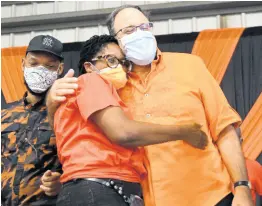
[118,50,242,206]
[54,73,146,183]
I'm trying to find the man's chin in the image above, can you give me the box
[24,81,47,98]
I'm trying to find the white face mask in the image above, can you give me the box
[24,65,58,93]
[121,30,157,66]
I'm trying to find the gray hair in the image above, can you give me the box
[106,5,150,36]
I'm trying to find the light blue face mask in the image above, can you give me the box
[121,30,157,66]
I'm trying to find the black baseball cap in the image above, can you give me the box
[26,35,63,60]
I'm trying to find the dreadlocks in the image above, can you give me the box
[78,35,118,75]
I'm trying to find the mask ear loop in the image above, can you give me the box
[127,63,133,73]
[56,63,62,77]
[86,62,100,74]
[91,64,100,74]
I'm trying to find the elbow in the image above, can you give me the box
[109,129,137,148]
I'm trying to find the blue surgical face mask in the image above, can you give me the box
[121,30,157,66]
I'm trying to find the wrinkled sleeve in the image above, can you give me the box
[76,73,120,121]
[194,56,242,142]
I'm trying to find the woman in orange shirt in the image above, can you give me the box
[54,35,207,206]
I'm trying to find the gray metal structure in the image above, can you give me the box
[2,1,262,34]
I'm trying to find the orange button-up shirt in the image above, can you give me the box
[118,50,242,206]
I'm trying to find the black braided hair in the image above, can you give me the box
[78,35,118,75]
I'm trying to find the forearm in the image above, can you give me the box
[217,125,249,182]
[118,120,186,147]
[46,94,59,130]
[92,106,205,148]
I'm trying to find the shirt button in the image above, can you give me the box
[145,93,149,97]
[146,114,151,118]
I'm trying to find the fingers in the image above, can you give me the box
[56,82,78,90]
[64,69,75,78]
[52,96,66,102]
[41,172,61,182]
[57,77,78,84]
[193,123,202,129]
[49,77,78,104]
[40,171,62,196]
[45,191,58,196]
[40,185,60,196]
[43,170,52,177]
[41,181,55,187]
[55,89,75,96]
[199,131,208,150]
[51,172,62,177]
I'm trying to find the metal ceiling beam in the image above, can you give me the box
[1,1,50,6]
[2,1,262,34]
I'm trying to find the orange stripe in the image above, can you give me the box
[241,93,262,160]
[1,46,27,103]
[192,28,244,84]
[192,28,261,160]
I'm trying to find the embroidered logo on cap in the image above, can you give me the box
[42,37,54,47]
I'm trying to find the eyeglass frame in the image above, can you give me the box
[114,22,154,38]
[91,55,131,69]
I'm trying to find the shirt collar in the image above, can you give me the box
[151,48,165,72]
[23,92,45,109]
[128,48,165,78]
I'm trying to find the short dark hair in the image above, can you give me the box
[78,35,118,75]
[106,5,150,36]
[26,51,62,62]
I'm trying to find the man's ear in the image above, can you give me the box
[58,63,64,76]
[22,58,25,71]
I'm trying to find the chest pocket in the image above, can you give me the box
[37,124,56,152]
[1,123,20,155]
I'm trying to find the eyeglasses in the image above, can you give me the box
[92,55,131,69]
[115,22,154,38]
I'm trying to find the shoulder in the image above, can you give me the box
[1,100,24,120]
[78,73,111,88]
[162,52,204,66]
[162,52,207,77]
[77,73,113,95]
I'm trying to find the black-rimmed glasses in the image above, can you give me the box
[92,55,131,69]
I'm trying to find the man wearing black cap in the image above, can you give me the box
[1,35,64,206]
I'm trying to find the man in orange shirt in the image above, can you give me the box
[42,5,254,206]
[48,35,207,206]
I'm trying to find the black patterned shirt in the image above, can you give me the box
[1,93,61,206]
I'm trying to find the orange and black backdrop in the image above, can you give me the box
[1,26,262,162]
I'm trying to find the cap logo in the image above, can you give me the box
[42,37,53,47]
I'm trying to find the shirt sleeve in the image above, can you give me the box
[76,73,121,121]
[193,56,242,142]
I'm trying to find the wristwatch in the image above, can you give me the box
[234,181,252,189]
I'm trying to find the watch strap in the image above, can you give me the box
[234,181,251,189]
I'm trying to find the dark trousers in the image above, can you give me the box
[216,193,234,206]
[56,179,142,206]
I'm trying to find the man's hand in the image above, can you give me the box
[40,170,62,196]
[232,187,254,206]
[46,69,78,107]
